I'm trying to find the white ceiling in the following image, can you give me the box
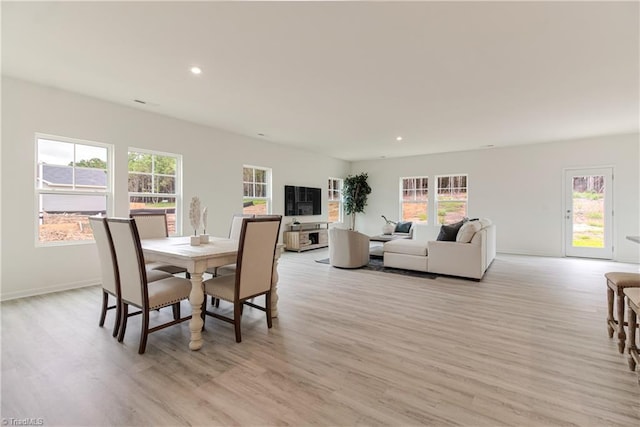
[2,1,638,161]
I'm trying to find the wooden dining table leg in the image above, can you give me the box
[188,271,205,350]
[270,247,283,318]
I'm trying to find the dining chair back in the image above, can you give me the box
[88,216,121,337]
[236,218,281,300]
[206,214,255,278]
[130,212,188,278]
[229,214,255,240]
[106,217,192,354]
[202,216,282,342]
[108,218,148,307]
[129,213,169,239]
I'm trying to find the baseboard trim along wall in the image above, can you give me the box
[0,278,101,302]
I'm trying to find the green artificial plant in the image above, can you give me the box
[343,172,372,230]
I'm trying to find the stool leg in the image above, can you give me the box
[607,285,615,338]
[616,291,626,354]
[628,306,637,372]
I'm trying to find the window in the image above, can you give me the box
[36,135,112,245]
[327,178,343,223]
[128,149,181,235]
[436,174,468,224]
[243,165,271,215]
[400,177,429,222]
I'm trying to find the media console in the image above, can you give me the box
[283,222,329,252]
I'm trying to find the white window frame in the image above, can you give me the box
[435,174,468,225]
[128,148,183,235]
[243,165,272,214]
[327,177,344,223]
[400,176,429,224]
[35,133,114,247]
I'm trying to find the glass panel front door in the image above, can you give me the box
[565,168,613,259]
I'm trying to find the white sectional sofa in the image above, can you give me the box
[383,219,496,280]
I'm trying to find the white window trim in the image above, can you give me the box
[243,164,272,214]
[128,147,183,235]
[35,133,114,247]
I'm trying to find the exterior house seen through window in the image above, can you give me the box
[400,177,429,223]
[128,149,181,235]
[243,165,271,215]
[36,135,112,245]
[436,174,468,224]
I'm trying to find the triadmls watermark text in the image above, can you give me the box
[2,418,44,426]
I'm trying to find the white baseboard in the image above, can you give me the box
[0,278,100,302]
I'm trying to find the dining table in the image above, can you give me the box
[141,236,283,350]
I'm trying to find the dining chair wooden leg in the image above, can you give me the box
[628,306,637,373]
[113,299,122,338]
[200,299,207,331]
[617,291,627,353]
[118,303,129,342]
[99,290,109,327]
[139,310,150,354]
[266,291,273,329]
[234,302,242,343]
[172,303,180,320]
[607,285,615,338]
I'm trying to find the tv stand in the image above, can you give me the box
[283,222,329,252]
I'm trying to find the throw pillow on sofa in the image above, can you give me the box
[436,220,465,241]
[456,221,482,243]
[394,221,413,233]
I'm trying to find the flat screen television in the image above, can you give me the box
[284,185,322,216]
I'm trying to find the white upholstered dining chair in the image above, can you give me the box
[205,213,255,278]
[107,217,192,354]
[201,216,281,343]
[130,212,189,278]
[90,216,173,337]
[89,216,122,337]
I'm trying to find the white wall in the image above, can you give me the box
[2,77,638,300]
[351,134,640,263]
[1,77,350,300]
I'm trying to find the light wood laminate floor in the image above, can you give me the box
[2,252,640,426]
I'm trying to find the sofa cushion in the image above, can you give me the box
[456,221,482,243]
[384,239,428,256]
[394,221,413,234]
[436,220,464,241]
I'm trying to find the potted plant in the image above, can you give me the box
[343,172,372,230]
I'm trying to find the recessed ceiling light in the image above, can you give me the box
[257,133,265,137]
[396,136,403,142]
[190,66,202,75]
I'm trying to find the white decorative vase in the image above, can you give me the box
[382,223,395,235]
[190,235,201,246]
[200,234,210,243]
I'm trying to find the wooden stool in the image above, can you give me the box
[623,287,640,385]
[606,272,640,353]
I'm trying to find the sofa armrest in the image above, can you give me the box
[427,240,484,279]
